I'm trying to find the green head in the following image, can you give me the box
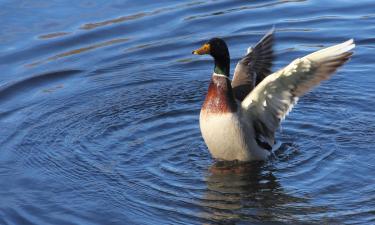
[192,38,230,76]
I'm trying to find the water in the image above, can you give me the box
[0,0,374,224]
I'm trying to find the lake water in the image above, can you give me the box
[0,0,374,224]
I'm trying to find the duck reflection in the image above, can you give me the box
[200,161,307,223]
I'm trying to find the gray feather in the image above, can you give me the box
[232,27,275,101]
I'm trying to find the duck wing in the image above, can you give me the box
[232,27,275,101]
[241,39,355,147]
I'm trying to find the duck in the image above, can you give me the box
[192,28,355,161]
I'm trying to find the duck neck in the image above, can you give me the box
[213,55,230,76]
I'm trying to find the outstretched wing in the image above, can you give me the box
[242,39,355,147]
[232,27,275,101]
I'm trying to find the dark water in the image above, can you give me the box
[1,0,374,224]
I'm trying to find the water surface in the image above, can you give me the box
[1,0,375,224]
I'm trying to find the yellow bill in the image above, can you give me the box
[192,43,211,55]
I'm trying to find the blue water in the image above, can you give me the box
[0,0,374,224]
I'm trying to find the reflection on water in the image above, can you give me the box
[38,32,70,40]
[184,0,307,21]
[27,38,129,67]
[202,160,324,224]
[0,0,374,224]
[204,162,282,221]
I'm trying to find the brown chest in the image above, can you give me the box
[201,75,237,114]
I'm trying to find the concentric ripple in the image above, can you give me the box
[0,0,374,224]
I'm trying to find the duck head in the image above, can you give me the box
[192,38,230,76]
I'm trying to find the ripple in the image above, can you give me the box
[80,1,206,30]
[0,69,82,102]
[1,0,374,224]
[27,38,129,67]
[38,32,70,40]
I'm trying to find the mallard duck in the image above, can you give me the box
[192,28,355,161]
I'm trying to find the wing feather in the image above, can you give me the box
[242,39,355,146]
[232,27,275,101]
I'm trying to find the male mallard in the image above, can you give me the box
[193,28,355,161]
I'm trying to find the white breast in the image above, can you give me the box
[199,111,270,161]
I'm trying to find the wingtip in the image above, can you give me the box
[270,25,276,33]
[349,38,356,49]
[344,38,355,46]
[266,25,276,36]
[342,38,356,52]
